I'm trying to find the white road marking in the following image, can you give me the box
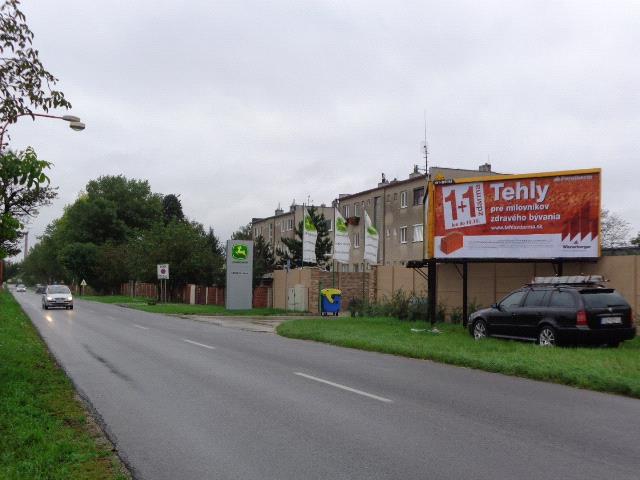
[133,324,149,330]
[294,372,393,403]
[183,339,216,350]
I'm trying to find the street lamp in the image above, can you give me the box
[0,112,86,151]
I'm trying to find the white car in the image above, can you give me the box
[16,284,27,292]
[42,285,74,310]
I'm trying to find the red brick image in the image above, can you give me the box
[440,231,464,254]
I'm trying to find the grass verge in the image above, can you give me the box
[81,295,294,316]
[0,290,128,479]
[277,317,640,398]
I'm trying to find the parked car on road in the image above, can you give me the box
[42,285,74,310]
[15,284,26,292]
[35,284,46,294]
[468,276,636,347]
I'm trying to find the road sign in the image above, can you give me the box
[157,264,169,279]
[80,279,87,286]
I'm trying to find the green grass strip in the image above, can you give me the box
[0,290,127,480]
[277,317,640,398]
[82,295,294,316]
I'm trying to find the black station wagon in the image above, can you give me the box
[468,276,636,347]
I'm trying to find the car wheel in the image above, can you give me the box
[472,319,488,340]
[538,326,557,347]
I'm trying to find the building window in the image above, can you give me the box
[354,232,360,248]
[343,264,350,272]
[269,223,273,240]
[413,187,424,206]
[400,191,408,208]
[394,192,398,201]
[344,204,350,217]
[326,219,333,231]
[413,224,424,242]
[353,263,359,273]
[367,199,371,206]
[400,226,407,243]
[289,218,294,231]
[354,203,360,217]
[386,228,390,237]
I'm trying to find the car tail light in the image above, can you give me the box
[576,310,588,326]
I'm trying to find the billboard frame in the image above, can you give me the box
[425,167,602,262]
[418,167,602,326]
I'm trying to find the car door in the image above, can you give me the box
[515,289,550,338]
[548,289,577,328]
[489,290,528,336]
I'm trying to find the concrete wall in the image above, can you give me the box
[272,268,372,313]
[376,256,639,323]
[270,256,640,323]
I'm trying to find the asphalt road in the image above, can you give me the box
[13,291,640,480]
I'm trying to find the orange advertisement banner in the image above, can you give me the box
[430,169,601,259]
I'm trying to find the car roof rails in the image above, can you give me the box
[528,275,606,286]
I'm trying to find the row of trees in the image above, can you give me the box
[18,175,226,293]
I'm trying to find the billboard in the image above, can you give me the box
[428,169,601,259]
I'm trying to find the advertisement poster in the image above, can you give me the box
[430,169,601,259]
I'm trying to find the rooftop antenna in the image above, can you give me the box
[419,110,429,178]
[424,110,429,177]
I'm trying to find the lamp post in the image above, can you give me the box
[0,112,85,152]
[0,112,85,282]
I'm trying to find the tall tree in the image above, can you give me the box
[601,209,631,248]
[84,175,163,234]
[231,223,252,240]
[0,0,72,149]
[276,206,332,268]
[162,194,184,224]
[253,234,275,287]
[0,148,57,257]
[205,227,225,285]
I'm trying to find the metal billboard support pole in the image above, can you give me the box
[428,259,437,325]
[462,262,468,326]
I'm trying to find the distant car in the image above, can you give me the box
[42,285,74,310]
[35,284,46,294]
[468,276,636,347]
[15,284,27,292]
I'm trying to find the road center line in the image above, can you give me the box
[133,324,149,330]
[183,339,216,350]
[294,372,393,403]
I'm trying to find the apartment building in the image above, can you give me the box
[251,164,499,271]
[334,164,499,271]
[252,203,335,258]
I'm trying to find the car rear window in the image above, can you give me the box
[580,290,628,308]
[48,286,71,294]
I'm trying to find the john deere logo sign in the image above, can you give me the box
[232,244,249,261]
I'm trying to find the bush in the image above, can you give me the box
[147,298,157,305]
[449,307,463,324]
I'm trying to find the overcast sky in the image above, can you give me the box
[9,0,640,258]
